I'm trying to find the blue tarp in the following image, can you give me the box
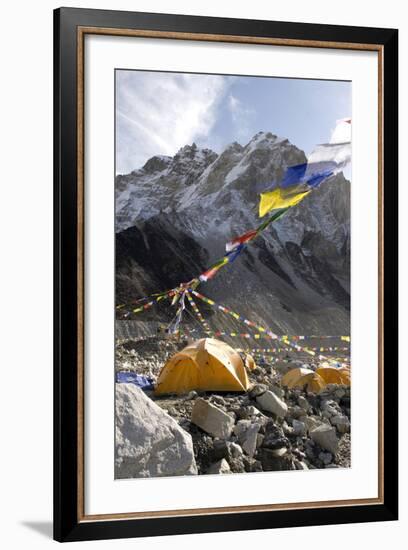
[116,371,154,390]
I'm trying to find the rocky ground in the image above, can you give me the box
[115,336,351,477]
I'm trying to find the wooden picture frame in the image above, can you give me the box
[54,7,398,542]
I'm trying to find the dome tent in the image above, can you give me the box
[154,338,251,395]
[281,367,326,393]
[316,365,351,386]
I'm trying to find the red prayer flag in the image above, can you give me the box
[226,229,258,252]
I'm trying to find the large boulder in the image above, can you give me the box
[242,423,261,458]
[310,424,339,454]
[330,414,350,433]
[256,390,288,417]
[115,383,198,478]
[191,398,235,439]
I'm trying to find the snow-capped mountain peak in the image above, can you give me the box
[115,132,350,334]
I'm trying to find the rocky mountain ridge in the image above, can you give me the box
[115,132,350,335]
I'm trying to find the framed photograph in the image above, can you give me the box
[54,7,398,542]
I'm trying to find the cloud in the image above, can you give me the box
[228,94,240,116]
[227,93,255,137]
[116,71,229,174]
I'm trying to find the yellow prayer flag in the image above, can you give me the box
[259,187,310,217]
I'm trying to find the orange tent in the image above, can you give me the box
[281,367,326,393]
[316,366,351,386]
[338,366,351,385]
[154,338,251,395]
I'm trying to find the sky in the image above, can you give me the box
[116,70,351,175]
